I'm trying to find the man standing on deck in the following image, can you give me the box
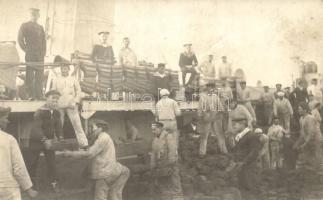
[119,37,137,67]
[18,8,46,100]
[155,89,181,144]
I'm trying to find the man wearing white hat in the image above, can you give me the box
[155,89,181,144]
[274,91,293,132]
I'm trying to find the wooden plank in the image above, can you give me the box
[0,100,198,113]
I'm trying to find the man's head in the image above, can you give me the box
[0,107,11,130]
[45,90,61,109]
[263,86,269,92]
[232,117,248,134]
[205,83,215,93]
[284,87,291,94]
[191,118,198,126]
[208,55,214,62]
[311,78,318,85]
[90,119,109,138]
[240,81,246,89]
[229,99,238,110]
[29,8,40,22]
[277,91,285,100]
[54,55,70,77]
[273,116,279,125]
[157,63,166,73]
[221,56,227,63]
[160,89,170,98]
[152,121,164,137]
[123,37,130,48]
[183,43,192,53]
[298,102,309,116]
[298,79,306,88]
[98,31,109,44]
[275,83,282,91]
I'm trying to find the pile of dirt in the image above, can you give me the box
[178,135,241,198]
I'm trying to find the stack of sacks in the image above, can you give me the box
[110,66,124,92]
[124,66,150,94]
[96,63,113,93]
[73,52,97,94]
[166,69,180,90]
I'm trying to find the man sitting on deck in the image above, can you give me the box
[51,55,88,149]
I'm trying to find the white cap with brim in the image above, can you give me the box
[160,89,170,96]
[277,91,285,97]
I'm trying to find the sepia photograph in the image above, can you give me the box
[0,0,323,199]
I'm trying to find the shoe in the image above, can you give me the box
[50,182,61,193]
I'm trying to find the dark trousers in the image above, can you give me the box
[181,67,197,86]
[26,147,57,185]
[25,53,44,99]
[238,163,261,197]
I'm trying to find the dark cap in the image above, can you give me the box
[183,43,192,47]
[206,82,215,88]
[263,86,269,88]
[29,8,40,12]
[54,55,70,66]
[240,81,246,84]
[231,116,247,122]
[0,107,11,118]
[92,119,109,126]
[157,63,166,68]
[45,90,61,97]
[276,83,282,86]
[152,121,164,128]
[98,31,109,35]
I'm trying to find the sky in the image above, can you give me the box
[113,0,323,86]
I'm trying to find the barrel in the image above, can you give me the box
[0,41,19,89]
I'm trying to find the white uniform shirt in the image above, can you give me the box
[0,130,32,191]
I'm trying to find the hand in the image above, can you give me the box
[43,140,52,150]
[26,188,38,198]
[62,150,72,157]
[58,136,64,141]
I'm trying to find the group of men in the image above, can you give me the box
[17,8,138,100]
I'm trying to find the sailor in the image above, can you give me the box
[150,121,183,200]
[18,8,46,100]
[27,90,63,193]
[197,83,226,156]
[236,80,257,122]
[119,37,137,67]
[91,31,115,63]
[63,119,130,200]
[0,107,38,199]
[51,55,88,149]
[178,43,198,86]
[261,86,275,125]
[151,63,171,101]
[307,78,323,104]
[218,56,232,79]
[274,91,293,132]
[155,89,181,144]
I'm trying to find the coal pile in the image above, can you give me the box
[179,135,241,199]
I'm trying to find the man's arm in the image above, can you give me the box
[286,99,293,115]
[91,45,97,61]
[18,24,26,52]
[193,54,198,66]
[10,136,33,191]
[41,26,46,57]
[119,49,124,65]
[64,136,104,159]
[54,111,63,139]
[179,53,185,68]
[173,100,181,117]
